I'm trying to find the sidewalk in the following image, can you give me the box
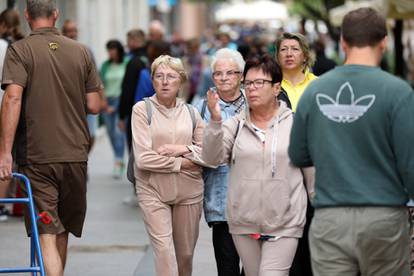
[0,132,216,276]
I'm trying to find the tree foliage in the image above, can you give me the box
[288,0,345,40]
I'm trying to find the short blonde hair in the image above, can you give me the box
[151,55,187,83]
[276,32,315,72]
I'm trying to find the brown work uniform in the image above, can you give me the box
[1,27,102,237]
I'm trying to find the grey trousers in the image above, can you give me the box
[309,207,411,276]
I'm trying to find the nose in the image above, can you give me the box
[161,77,169,84]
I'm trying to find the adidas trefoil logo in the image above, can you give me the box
[316,82,375,123]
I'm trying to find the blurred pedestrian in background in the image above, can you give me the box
[194,48,246,276]
[118,29,148,153]
[131,55,205,276]
[61,19,105,154]
[276,32,316,112]
[100,39,129,179]
[0,1,102,275]
[289,7,414,276]
[0,8,24,222]
[275,32,317,276]
[182,38,209,103]
[202,54,314,276]
[311,38,336,76]
[0,8,23,104]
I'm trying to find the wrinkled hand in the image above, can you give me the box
[207,88,221,121]
[0,152,13,181]
[157,144,188,157]
[181,158,201,172]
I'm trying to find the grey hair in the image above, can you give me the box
[211,48,245,72]
[26,0,57,19]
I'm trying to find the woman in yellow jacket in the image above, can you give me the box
[275,32,317,112]
[276,32,316,276]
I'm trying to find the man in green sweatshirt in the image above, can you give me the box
[289,7,414,276]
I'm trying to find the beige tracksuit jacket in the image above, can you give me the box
[131,95,205,204]
[202,101,314,237]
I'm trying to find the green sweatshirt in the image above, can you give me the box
[289,65,414,208]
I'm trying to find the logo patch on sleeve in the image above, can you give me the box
[48,42,58,51]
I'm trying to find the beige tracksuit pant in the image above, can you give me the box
[139,199,202,276]
[232,234,298,276]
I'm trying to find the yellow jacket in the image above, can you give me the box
[282,71,317,112]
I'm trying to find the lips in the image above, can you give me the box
[248,96,259,102]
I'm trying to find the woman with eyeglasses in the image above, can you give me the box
[276,33,316,112]
[131,55,206,276]
[194,48,246,276]
[201,54,314,276]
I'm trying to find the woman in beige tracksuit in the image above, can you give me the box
[202,54,314,276]
[131,55,205,276]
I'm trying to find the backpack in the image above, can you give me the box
[126,98,197,183]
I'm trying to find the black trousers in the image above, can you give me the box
[211,222,245,276]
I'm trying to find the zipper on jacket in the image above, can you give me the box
[260,137,266,229]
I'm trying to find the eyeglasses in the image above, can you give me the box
[153,73,180,82]
[212,70,241,80]
[243,79,273,89]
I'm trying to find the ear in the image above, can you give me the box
[52,9,59,21]
[273,82,281,97]
[340,35,348,53]
[24,9,30,21]
[379,36,388,53]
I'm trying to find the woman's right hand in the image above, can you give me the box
[207,88,222,121]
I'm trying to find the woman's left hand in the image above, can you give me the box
[157,144,189,157]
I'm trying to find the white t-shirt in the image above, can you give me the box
[0,38,9,104]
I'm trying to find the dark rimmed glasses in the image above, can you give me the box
[243,79,273,89]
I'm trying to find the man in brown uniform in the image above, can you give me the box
[0,1,102,275]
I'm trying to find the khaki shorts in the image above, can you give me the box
[19,162,87,237]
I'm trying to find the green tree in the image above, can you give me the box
[289,0,344,41]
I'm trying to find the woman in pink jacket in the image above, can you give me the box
[131,55,205,276]
[202,54,314,276]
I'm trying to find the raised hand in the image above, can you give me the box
[207,88,222,122]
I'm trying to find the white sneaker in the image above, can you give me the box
[122,196,139,207]
[113,161,124,180]
[0,207,9,222]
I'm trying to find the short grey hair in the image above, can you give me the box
[26,0,57,19]
[211,48,245,72]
